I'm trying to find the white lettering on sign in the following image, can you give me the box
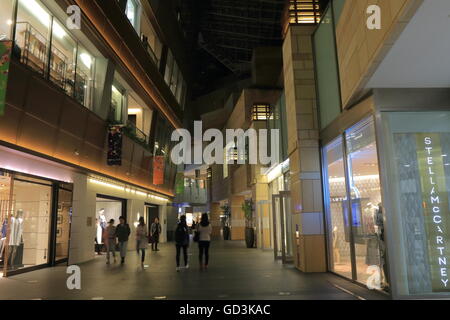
[424,136,449,288]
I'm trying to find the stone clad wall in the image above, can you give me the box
[283,26,326,272]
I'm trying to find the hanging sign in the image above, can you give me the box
[175,172,185,194]
[153,156,165,185]
[0,41,12,116]
[416,133,450,292]
[107,125,123,166]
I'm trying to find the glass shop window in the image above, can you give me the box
[346,117,386,288]
[15,0,52,75]
[0,0,15,41]
[323,137,352,279]
[111,84,126,123]
[49,20,77,97]
[126,0,140,32]
[75,45,95,109]
[164,50,174,86]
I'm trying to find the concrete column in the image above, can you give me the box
[230,195,245,240]
[252,182,271,250]
[283,25,326,272]
[69,173,96,265]
[210,202,222,238]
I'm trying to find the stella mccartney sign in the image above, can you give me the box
[417,134,450,292]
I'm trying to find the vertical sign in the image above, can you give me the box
[0,41,12,116]
[416,133,450,292]
[153,156,165,185]
[175,172,185,194]
[107,125,123,166]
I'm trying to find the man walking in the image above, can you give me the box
[115,216,131,265]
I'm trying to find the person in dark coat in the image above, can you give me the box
[150,217,162,251]
[175,215,189,271]
[115,216,131,264]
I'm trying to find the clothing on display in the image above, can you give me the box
[9,211,24,246]
[1,219,7,238]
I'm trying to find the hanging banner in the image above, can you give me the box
[0,41,12,116]
[175,172,185,194]
[153,156,165,185]
[416,133,450,292]
[107,125,123,166]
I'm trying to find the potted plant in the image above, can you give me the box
[242,199,255,248]
[220,205,231,240]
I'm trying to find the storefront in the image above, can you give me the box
[94,195,127,254]
[0,169,73,277]
[321,89,450,299]
[265,159,291,263]
[322,116,386,289]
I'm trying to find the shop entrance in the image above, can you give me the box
[0,171,73,277]
[272,191,293,264]
[146,204,159,234]
[95,195,126,254]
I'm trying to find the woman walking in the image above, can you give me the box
[104,219,117,264]
[136,217,148,265]
[175,215,189,271]
[197,213,212,270]
[150,217,162,251]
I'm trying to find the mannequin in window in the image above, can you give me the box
[365,203,380,267]
[375,203,389,288]
[9,209,24,268]
[95,218,103,255]
[99,209,107,229]
[332,226,340,264]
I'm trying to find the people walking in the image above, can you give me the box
[197,213,212,270]
[150,217,162,251]
[175,215,189,272]
[104,219,117,264]
[136,217,148,265]
[115,216,131,265]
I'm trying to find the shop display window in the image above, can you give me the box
[323,137,352,279]
[322,117,388,290]
[15,0,51,75]
[56,186,73,261]
[0,0,15,41]
[75,45,94,109]
[383,111,450,295]
[49,20,77,96]
[95,197,124,254]
[346,118,385,286]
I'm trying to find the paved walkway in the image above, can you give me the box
[0,240,388,300]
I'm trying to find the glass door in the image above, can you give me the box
[322,116,388,291]
[53,185,73,263]
[272,194,282,260]
[272,191,293,264]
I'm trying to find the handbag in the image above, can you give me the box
[193,230,200,242]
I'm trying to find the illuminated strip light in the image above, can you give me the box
[89,178,125,191]
[328,174,380,184]
[88,177,168,202]
[264,159,290,183]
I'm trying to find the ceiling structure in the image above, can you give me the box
[178,0,286,97]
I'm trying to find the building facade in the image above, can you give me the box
[0,0,190,276]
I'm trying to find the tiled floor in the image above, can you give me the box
[0,240,388,300]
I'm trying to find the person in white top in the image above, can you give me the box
[197,213,212,270]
